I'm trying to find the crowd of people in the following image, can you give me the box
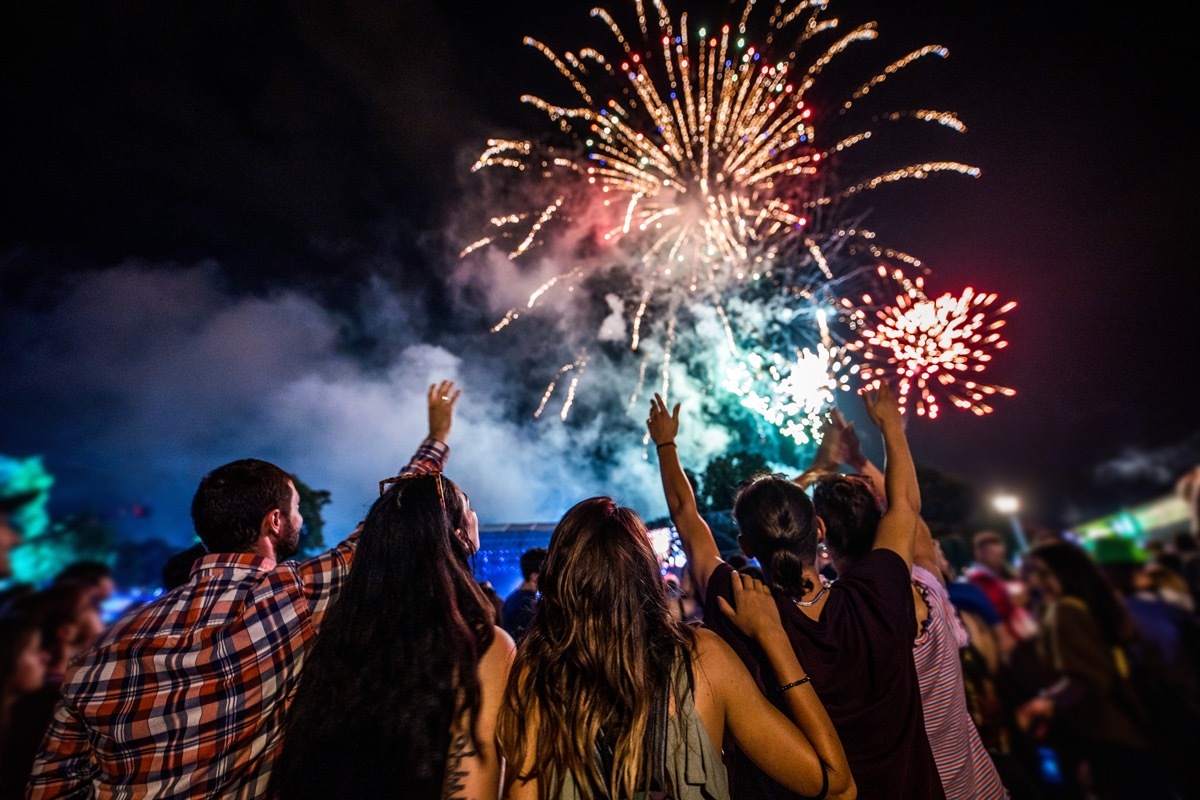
[1,377,1198,799]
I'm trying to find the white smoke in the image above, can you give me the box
[0,260,692,548]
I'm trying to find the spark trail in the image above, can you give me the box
[463,0,989,442]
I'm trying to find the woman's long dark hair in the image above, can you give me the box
[1030,540,1133,647]
[497,497,695,800]
[733,475,820,597]
[270,474,494,800]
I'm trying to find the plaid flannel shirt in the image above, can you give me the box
[26,439,448,799]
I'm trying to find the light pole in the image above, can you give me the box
[992,492,1028,557]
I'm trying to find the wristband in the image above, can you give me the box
[655,441,676,450]
[777,676,811,693]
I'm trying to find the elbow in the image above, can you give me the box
[666,495,696,521]
[828,774,857,800]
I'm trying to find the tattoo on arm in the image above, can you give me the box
[440,730,479,800]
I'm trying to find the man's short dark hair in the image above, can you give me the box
[519,547,548,581]
[53,559,113,587]
[191,459,294,553]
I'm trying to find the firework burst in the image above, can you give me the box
[464,0,986,441]
[847,269,1017,418]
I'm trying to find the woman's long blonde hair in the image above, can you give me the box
[497,496,695,799]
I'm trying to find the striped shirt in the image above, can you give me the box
[912,564,1009,800]
[26,439,448,800]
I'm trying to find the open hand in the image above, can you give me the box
[427,380,461,443]
[862,380,903,431]
[647,393,681,447]
[717,571,784,643]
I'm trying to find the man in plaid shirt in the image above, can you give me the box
[27,380,463,799]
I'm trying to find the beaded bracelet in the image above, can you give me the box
[777,676,811,693]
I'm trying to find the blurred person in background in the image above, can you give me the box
[0,582,106,797]
[160,542,208,592]
[1015,540,1179,800]
[502,546,547,644]
[479,580,505,627]
[968,530,1039,646]
[1177,465,1200,610]
[0,596,50,799]
[52,560,116,608]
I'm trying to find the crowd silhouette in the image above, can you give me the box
[1,379,1198,799]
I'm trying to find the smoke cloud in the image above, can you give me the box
[0,258,745,549]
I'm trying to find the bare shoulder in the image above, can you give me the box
[483,626,516,675]
[692,627,742,678]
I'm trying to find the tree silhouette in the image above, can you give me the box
[291,474,332,556]
[700,450,772,512]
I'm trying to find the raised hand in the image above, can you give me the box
[829,408,865,470]
[647,393,681,447]
[862,380,903,432]
[427,380,461,443]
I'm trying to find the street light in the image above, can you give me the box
[992,492,1028,556]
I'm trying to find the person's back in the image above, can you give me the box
[649,386,933,800]
[37,554,340,796]
[705,547,939,800]
[27,380,460,799]
[500,497,854,800]
[271,466,514,800]
[911,563,1009,799]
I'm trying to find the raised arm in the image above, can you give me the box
[831,409,886,505]
[396,380,461,477]
[647,394,723,600]
[793,409,845,490]
[862,382,921,570]
[296,380,459,602]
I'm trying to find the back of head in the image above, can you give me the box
[499,496,692,799]
[520,547,548,582]
[810,474,881,568]
[161,543,209,591]
[272,472,492,800]
[732,475,819,597]
[190,459,293,553]
[52,560,112,589]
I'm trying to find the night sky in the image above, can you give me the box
[2,0,1197,548]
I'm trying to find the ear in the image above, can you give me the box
[453,528,474,555]
[815,516,826,544]
[260,508,284,542]
[737,534,755,560]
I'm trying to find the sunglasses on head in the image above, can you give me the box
[378,470,447,512]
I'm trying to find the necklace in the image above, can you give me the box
[794,578,835,607]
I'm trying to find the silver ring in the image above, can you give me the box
[441,395,450,400]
